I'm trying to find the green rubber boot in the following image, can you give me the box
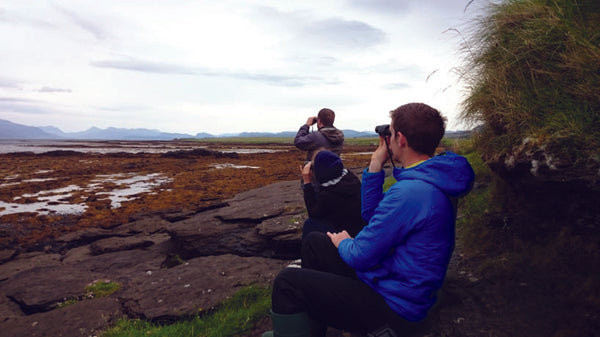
[262,310,325,337]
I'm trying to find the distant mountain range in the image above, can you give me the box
[0,119,470,140]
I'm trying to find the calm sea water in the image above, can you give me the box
[0,140,284,154]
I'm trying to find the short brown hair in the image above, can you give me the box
[390,103,446,157]
[317,108,335,127]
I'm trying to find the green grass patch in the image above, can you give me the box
[101,286,271,337]
[56,280,122,309]
[455,148,508,255]
[87,280,121,298]
[57,297,79,309]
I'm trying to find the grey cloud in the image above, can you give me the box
[0,97,52,114]
[248,5,386,51]
[0,78,21,89]
[0,6,57,30]
[392,65,427,78]
[91,58,328,87]
[38,87,72,93]
[248,5,293,27]
[383,82,411,90]
[0,97,40,103]
[346,0,410,15]
[284,54,340,68]
[359,62,426,80]
[301,17,386,49]
[91,59,197,75]
[227,71,322,87]
[53,4,106,40]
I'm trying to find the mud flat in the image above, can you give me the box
[0,141,373,250]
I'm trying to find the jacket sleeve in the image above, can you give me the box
[302,183,318,217]
[294,125,317,151]
[340,181,420,271]
[361,168,385,222]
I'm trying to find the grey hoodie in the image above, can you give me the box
[294,124,345,161]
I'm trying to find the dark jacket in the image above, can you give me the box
[302,169,365,237]
[294,124,344,161]
[339,152,475,321]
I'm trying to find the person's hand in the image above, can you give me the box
[327,230,351,248]
[301,161,312,183]
[306,116,317,126]
[368,135,390,173]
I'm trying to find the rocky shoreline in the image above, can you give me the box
[0,179,307,336]
[0,172,508,337]
[2,143,596,337]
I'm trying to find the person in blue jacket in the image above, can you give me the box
[263,103,475,337]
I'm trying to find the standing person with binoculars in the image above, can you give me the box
[263,103,475,337]
[294,108,345,162]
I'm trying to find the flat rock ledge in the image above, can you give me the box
[0,180,305,337]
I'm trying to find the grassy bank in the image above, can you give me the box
[460,0,600,163]
[102,286,271,337]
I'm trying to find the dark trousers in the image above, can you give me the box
[271,232,422,336]
[301,218,334,240]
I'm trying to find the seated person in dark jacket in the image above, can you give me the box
[300,150,365,239]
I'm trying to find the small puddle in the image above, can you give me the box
[2,185,85,216]
[91,173,173,208]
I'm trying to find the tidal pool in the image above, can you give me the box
[0,173,172,216]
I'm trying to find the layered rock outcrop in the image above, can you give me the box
[483,139,600,233]
[0,180,305,336]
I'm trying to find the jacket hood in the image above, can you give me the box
[322,170,360,196]
[393,152,474,198]
[319,127,344,145]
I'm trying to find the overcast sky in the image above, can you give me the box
[0,1,487,135]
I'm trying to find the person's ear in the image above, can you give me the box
[396,132,407,148]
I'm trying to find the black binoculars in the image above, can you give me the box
[375,124,391,137]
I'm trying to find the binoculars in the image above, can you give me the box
[375,124,391,137]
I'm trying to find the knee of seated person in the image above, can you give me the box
[304,230,329,244]
[301,231,330,253]
[271,268,307,315]
[273,267,301,290]
[272,269,305,304]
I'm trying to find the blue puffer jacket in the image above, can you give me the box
[338,152,474,321]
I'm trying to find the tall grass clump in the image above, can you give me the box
[459,0,600,164]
